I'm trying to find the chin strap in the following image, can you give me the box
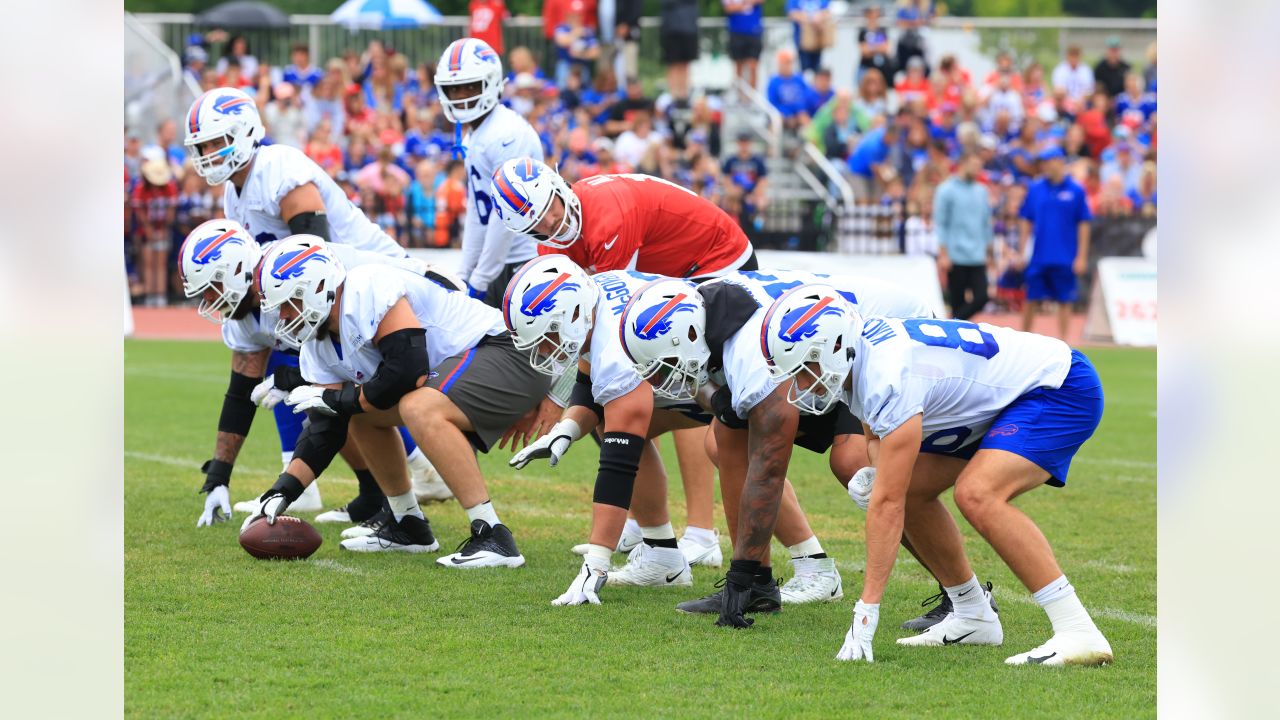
[452,123,466,160]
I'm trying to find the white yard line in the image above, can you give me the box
[311,559,365,576]
[125,367,227,384]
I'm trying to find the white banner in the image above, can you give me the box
[1095,257,1157,346]
[405,248,947,319]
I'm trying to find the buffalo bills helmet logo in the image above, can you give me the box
[475,45,499,63]
[778,297,842,344]
[212,94,252,115]
[633,295,696,341]
[270,245,328,280]
[521,273,580,317]
[514,159,540,182]
[189,229,242,266]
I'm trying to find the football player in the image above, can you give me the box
[762,284,1112,666]
[183,86,451,509]
[616,271,942,618]
[179,220,457,527]
[492,157,755,568]
[435,38,544,306]
[245,237,551,567]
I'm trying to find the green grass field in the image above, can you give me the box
[125,340,1155,718]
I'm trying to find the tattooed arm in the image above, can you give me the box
[734,386,800,562]
[212,349,271,464]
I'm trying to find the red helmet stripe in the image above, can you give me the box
[449,41,465,71]
[195,229,239,260]
[784,296,834,337]
[188,90,211,134]
[494,171,531,214]
[641,293,688,336]
[274,245,322,275]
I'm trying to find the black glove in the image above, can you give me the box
[711,386,749,430]
[240,472,306,530]
[199,459,233,493]
[273,365,306,392]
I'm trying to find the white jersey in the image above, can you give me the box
[711,270,935,419]
[300,264,506,385]
[583,270,666,405]
[458,105,544,290]
[221,244,430,354]
[223,144,405,258]
[844,317,1072,448]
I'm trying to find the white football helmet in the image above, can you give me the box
[492,157,582,249]
[761,284,863,415]
[257,235,346,349]
[435,38,504,124]
[502,255,599,376]
[619,279,710,401]
[179,218,262,323]
[183,87,265,185]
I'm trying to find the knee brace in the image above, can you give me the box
[363,328,430,410]
[292,410,350,477]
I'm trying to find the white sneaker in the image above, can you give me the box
[315,507,351,523]
[780,557,844,604]
[572,526,643,556]
[606,543,692,587]
[233,481,322,514]
[339,514,439,553]
[678,530,723,568]
[410,454,454,503]
[1004,631,1113,666]
[897,611,1004,647]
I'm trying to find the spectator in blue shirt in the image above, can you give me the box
[724,0,765,89]
[406,158,440,248]
[846,120,900,201]
[554,10,600,87]
[1114,73,1157,125]
[282,44,323,94]
[722,131,769,225]
[766,49,812,131]
[1017,146,1093,339]
[806,68,834,116]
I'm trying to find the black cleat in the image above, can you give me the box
[901,582,1000,632]
[435,519,526,568]
[340,513,440,553]
[676,576,782,614]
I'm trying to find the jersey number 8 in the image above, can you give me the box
[903,319,1000,359]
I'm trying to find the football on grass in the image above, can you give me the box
[239,516,322,560]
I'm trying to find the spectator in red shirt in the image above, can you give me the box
[936,54,971,107]
[895,56,936,110]
[1075,92,1113,159]
[470,0,509,55]
[344,84,376,140]
[982,51,1024,95]
[304,121,344,177]
[132,158,178,307]
[543,0,598,40]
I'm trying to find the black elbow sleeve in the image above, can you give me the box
[287,211,331,242]
[292,411,349,477]
[218,371,260,436]
[568,370,604,422]
[363,328,430,410]
[592,432,645,509]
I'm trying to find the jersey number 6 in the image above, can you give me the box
[470,166,493,225]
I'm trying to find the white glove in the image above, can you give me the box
[287,386,337,416]
[848,467,876,511]
[552,556,609,606]
[510,419,582,469]
[239,491,291,533]
[196,485,232,527]
[251,375,289,409]
[836,600,880,662]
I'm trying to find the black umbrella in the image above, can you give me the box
[194,1,290,29]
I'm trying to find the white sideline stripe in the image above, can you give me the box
[992,588,1155,628]
[1083,560,1140,574]
[1077,457,1156,470]
[311,559,365,576]
[125,367,226,384]
[125,451,359,487]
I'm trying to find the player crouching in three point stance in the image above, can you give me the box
[761,283,1113,666]
[244,236,550,567]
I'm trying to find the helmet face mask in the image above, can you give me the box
[435,39,504,124]
[761,284,862,415]
[183,87,264,186]
[179,219,260,325]
[502,256,598,376]
[492,158,582,249]
[257,236,345,350]
[620,279,711,402]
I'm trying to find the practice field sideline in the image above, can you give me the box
[125,340,1155,719]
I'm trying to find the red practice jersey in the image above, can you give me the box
[539,174,752,278]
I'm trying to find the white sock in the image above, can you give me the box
[466,500,501,528]
[788,535,824,559]
[640,522,676,540]
[945,575,997,621]
[388,490,422,522]
[280,452,294,470]
[621,518,642,538]
[407,447,431,474]
[1034,575,1098,635]
[682,526,716,545]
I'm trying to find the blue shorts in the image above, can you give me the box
[979,349,1103,486]
[1025,264,1077,303]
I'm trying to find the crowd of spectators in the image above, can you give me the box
[125,1,1155,315]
